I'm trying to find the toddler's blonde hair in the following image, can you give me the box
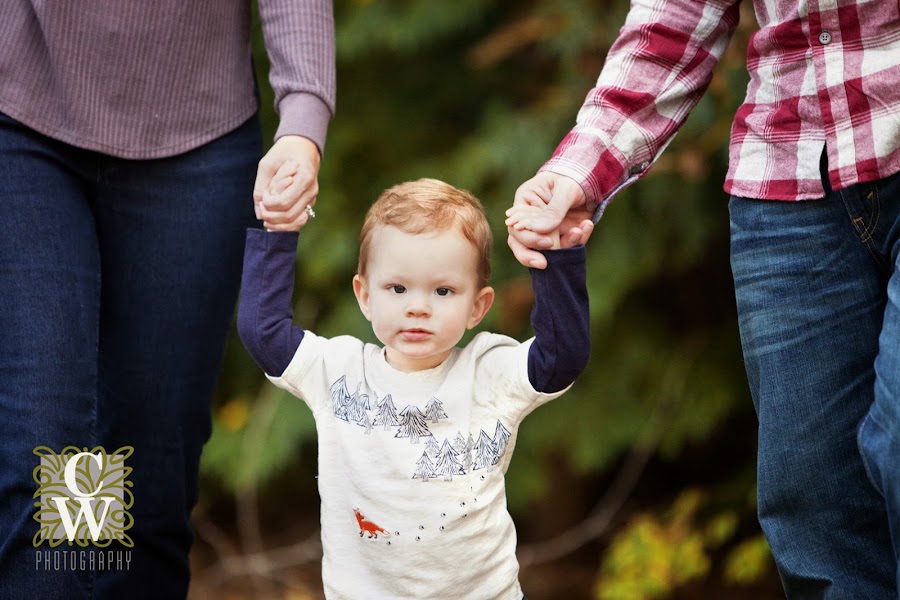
[358,178,492,287]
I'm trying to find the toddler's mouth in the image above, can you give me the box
[400,329,431,341]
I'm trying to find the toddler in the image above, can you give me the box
[238,177,590,599]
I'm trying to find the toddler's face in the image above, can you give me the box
[353,225,493,372]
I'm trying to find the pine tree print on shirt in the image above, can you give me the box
[472,420,512,472]
[395,405,432,443]
[325,375,512,483]
[493,421,512,463]
[433,439,466,481]
[425,437,440,458]
[472,429,498,472]
[330,375,352,421]
[413,451,435,482]
[452,432,470,470]
[372,392,400,430]
[424,397,448,423]
[347,384,369,426]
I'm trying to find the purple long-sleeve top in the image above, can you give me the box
[238,229,591,394]
[0,0,335,158]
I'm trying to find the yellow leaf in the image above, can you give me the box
[218,398,250,432]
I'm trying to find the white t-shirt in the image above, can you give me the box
[268,330,569,599]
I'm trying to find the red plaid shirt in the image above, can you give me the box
[542,0,900,211]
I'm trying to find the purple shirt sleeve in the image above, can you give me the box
[0,0,336,159]
[527,246,591,393]
[237,229,305,377]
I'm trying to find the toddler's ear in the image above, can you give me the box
[467,286,495,329]
[352,275,372,321]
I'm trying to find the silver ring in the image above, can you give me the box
[305,205,316,219]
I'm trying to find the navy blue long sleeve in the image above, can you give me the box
[527,246,591,393]
[237,229,591,390]
[237,229,305,377]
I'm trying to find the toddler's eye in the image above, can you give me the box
[435,288,452,296]
[390,285,407,294]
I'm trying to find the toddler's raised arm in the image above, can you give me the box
[525,245,591,393]
[237,230,306,377]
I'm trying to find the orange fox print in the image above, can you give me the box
[353,508,392,539]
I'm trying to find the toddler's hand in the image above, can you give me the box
[505,204,561,249]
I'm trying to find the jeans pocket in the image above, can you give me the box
[857,412,887,499]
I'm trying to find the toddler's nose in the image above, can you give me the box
[405,293,431,317]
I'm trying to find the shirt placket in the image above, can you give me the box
[807,0,845,188]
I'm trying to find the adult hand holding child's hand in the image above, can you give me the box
[506,172,595,268]
[254,135,320,232]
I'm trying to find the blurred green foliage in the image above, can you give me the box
[203,0,771,594]
[595,490,771,599]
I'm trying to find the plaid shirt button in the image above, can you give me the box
[819,31,832,44]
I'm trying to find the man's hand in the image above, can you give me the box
[506,172,595,269]
[254,135,320,231]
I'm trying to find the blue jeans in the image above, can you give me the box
[0,112,260,598]
[730,166,900,598]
